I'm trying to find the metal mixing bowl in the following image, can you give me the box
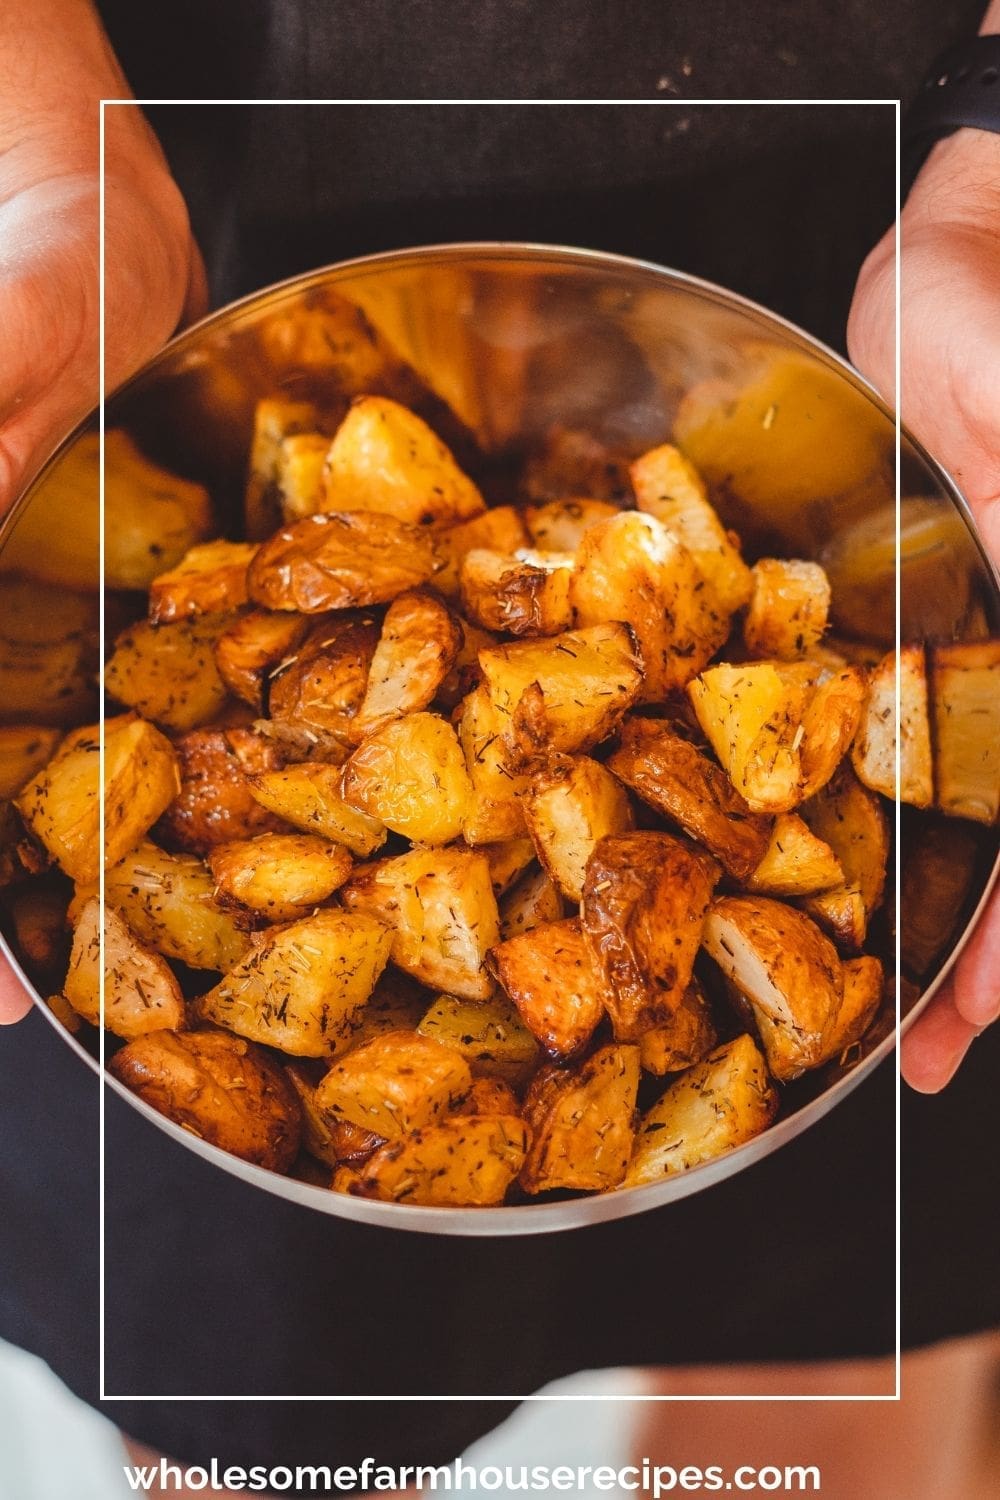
[2,243,997,1235]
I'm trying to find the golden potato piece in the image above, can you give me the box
[522,498,620,552]
[0,577,100,725]
[523,754,633,902]
[110,1028,302,1172]
[851,645,932,808]
[246,762,386,855]
[454,1077,522,1116]
[213,610,312,712]
[520,1043,641,1194]
[64,897,186,1038]
[342,712,473,845]
[797,665,868,802]
[284,1062,371,1168]
[0,726,62,800]
[104,616,232,732]
[276,432,330,522]
[569,511,729,700]
[930,640,1000,824]
[208,833,353,922]
[327,972,428,1058]
[489,917,607,1062]
[16,713,179,884]
[828,955,884,1059]
[339,1114,528,1206]
[626,1034,777,1186]
[341,845,499,1000]
[460,549,574,637]
[800,763,889,948]
[417,992,540,1085]
[351,590,462,738]
[432,506,529,597]
[148,540,258,625]
[639,981,718,1076]
[104,841,250,972]
[246,511,442,614]
[499,865,566,940]
[267,613,379,750]
[195,909,392,1057]
[457,684,528,844]
[745,812,844,896]
[687,661,810,814]
[484,837,537,896]
[702,895,844,1080]
[321,396,485,526]
[154,728,288,855]
[316,1029,472,1137]
[607,717,771,881]
[743,558,831,660]
[478,622,643,754]
[581,832,720,1042]
[245,397,322,539]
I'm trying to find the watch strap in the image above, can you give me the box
[903,34,1000,196]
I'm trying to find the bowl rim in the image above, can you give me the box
[2,239,997,1237]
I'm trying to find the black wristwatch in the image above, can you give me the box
[902,34,1000,197]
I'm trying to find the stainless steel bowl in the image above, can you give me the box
[2,243,997,1235]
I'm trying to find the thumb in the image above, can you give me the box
[0,958,33,1025]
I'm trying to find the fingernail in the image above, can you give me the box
[960,991,1000,1027]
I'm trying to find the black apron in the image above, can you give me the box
[2,2,997,1483]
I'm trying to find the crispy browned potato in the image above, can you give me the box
[110,1029,302,1172]
[0,577,100,725]
[457,684,529,844]
[194,909,393,1057]
[65,897,185,1037]
[104,616,232,732]
[702,895,844,1080]
[522,498,620,552]
[569,511,729,699]
[629,443,753,615]
[478,622,643,754]
[0,727,63,800]
[338,1114,528,1206]
[351,591,462,738]
[499,865,566,940]
[797,665,868,802]
[800,763,889,949]
[899,816,980,977]
[742,558,831,660]
[625,1033,777,1186]
[851,645,933,808]
[687,661,811,813]
[453,1077,522,1116]
[484,837,537,896]
[523,754,634,901]
[607,717,771,881]
[639,980,718,1076]
[208,833,353,923]
[417,992,540,1085]
[245,397,322,539]
[581,832,720,1042]
[745,812,844,896]
[342,712,472,845]
[246,511,442,613]
[315,1029,472,1136]
[520,1043,641,1194]
[341,845,499,999]
[213,610,312,712]
[267,613,379,751]
[154,728,288,854]
[930,640,1000,824]
[284,1062,360,1167]
[433,506,530,597]
[322,396,485,526]
[245,762,386,855]
[104,842,251,972]
[460,549,574,637]
[148,540,258,624]
[326,972,428,1058]
[16,714,180,884]
[828,955,883,1058]
[489,917,608,1061]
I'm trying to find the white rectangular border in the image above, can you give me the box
[97,93,905,1404]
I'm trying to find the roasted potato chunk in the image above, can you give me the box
[322,396,485,526]
[851,644,933,808]
[569,511,729,699]
[523,754,633,901]
[154,728,288,854]
[607,717,771,881]
[104,841,250,972]
[800,764,889,948]
[828,955,884,1058]
[195,909,393,1057]
[64,897,186,1038]
[522,498,620,552]
[342,713,472,845]
[208,833,353,923]
[489,917,607,1062]
[341,846,499,1000]
[246,762,386,855]
[626,1034,777,1186]
[417,992,540,1085]
[743,558,831,660]
[148,540,258,624]
[276,432,330,522]
[246,511,442,613]
[520,1043,641,1194]
[930,640,1000,824]
[110,1029,302,1172]
[581,832,720,1042]
[499,865,566,940]
[484,837,537,896]
[629,443,752,615]
[213,610,312,712]
[797,665,868,802]
[0,577,100,725]
[338,1114,528,1206]
[745,812,844,896]
[104,616,232,732]
[702,896,844,1080]
[0,726,62,800]
[284,1062,374,1169]
[639,980,718,1076]
[326,973,428,1058]
[460,549,574,637]
[454,1078,522,1116]
[351,591,462,738]
[433,506,529,597]
[245,397,322,539]
[16,714,179,884]
[267,613,379,750]
[687,661,809,813]
[457,684,529,844]
[316,1029,472,1137]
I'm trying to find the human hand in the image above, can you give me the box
[847,127,1000,1091]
